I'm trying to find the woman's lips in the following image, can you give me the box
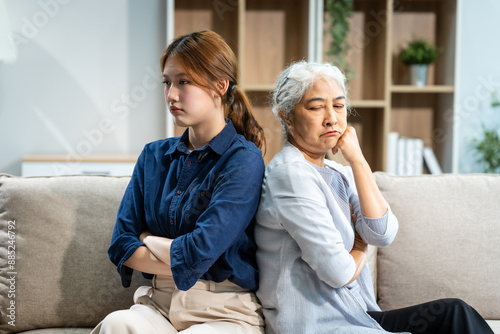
[169,106,182,114]
[321,130,339,137]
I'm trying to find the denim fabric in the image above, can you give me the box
[108,120,265,291]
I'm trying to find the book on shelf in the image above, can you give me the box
[422,146,443,175]
[386,132,441,175]
[386,132,399,174]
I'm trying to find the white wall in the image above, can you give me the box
[0,0,167,175]
[454,0,500,173]
[2,0,499,175]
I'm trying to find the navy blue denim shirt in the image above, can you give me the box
[108,120,265,291]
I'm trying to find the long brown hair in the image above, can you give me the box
[160,30,266,151]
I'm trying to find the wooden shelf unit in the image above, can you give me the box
[168,0,457,171]
[170,0,309,165]
[387,0,457,172]
[390,85,455,93]
[329,0,457,171]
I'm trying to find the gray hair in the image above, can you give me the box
[271,61,349,135]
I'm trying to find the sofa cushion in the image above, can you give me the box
[0,174,150,333]
[16,329,91,334]
[374,172,500,320]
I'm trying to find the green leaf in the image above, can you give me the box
[325,0,355,79]
[475,121,500,173]
[399,38,442,65]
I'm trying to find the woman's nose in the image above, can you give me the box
[165,85,179,103]
[324,106,337,126]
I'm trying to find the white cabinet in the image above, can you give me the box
[21,155,138,177]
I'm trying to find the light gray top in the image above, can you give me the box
[255,141,408,334]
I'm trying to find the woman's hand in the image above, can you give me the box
[352,232,368,253]
[341,204,367,287]
[139,230,153,242]
[343,232,368,287]
[143,236,173,266]
[123,232,173,276]
[332,126,365,166]
[334,127,388,219]
[350,204,367,253]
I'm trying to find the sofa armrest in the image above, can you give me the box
[0,174,150,333]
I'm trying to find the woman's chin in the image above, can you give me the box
[323,141,338,153]
[172,117,189,129]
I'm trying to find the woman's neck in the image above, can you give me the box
[188,116,226,151]
[288,138,326,167]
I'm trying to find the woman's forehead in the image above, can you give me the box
[163,58,181,75]
[302,78,344,100]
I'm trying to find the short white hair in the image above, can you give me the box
[272,61,349,135]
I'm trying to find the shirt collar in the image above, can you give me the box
[284,140,351,182]
[165,119,238,156]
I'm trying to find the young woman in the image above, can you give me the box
[255,61,493,334]
[92,31,266,334]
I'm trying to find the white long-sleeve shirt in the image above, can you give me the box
[255,141,408,334]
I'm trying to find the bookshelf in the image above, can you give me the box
[167,0,312,164]
[387,0,457,173]
[165,0,457,172]
[328,0,457,172]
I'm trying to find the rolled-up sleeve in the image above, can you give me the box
[355,206,398,248]
[108,149,147,287]
[343,167,399,247]
[170,149,265,291]
[347,179,398,248]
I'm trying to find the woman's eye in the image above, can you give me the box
[179,80,189,85]
[334,104,345,110]
[310,106,322,110]
[162,81,171,86]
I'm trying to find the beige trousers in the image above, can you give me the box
[91,275,265,334]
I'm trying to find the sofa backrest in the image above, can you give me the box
[374,172,500,320]
[0,174,150,333]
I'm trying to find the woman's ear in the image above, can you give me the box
[215,79,230,97]
[279,110,292,127]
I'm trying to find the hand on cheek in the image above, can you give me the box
[332,127,364,165]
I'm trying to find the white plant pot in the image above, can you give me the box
[410,64,429,87]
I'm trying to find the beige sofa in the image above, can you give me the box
[0,173,499,333]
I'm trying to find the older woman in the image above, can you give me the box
[255,61,493,334]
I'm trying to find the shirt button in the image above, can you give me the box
[170,219,174,225]
[200,191,205,197]
[176,190,182,195]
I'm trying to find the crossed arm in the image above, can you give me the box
[334,126,390,286]
[123,234,174,276]
[344,211,368,287]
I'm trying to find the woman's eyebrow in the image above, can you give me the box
[305,96,345,103]
[305,97,326,103]
[162,72,186,79]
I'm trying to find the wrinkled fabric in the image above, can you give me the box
[255,141,407,334]
[108,120,265,291]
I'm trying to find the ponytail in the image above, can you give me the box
[225,85,266,152]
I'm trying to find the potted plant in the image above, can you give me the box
[325,0,355,80]
[399,38,442,87]
[474,92,500,173]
